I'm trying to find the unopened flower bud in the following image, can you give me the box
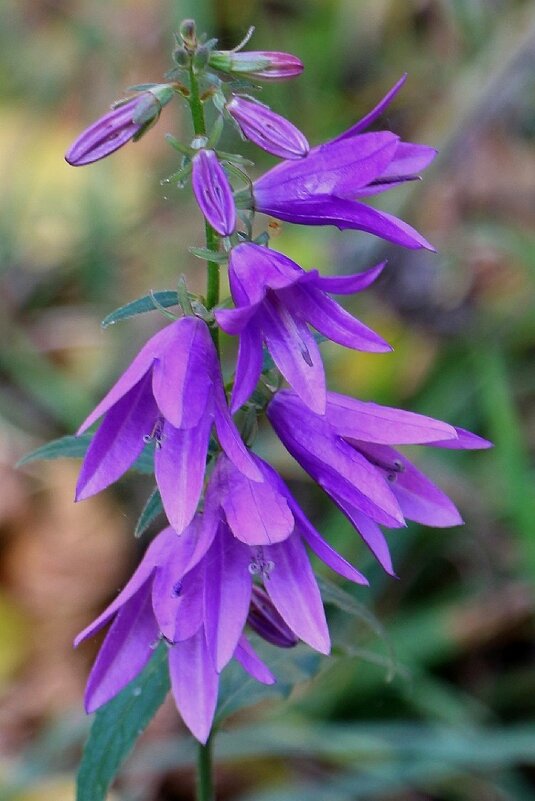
[179,19,197,50]
[65,85,174,167]
[227,95,309,159]
[193,45,210,71]
[173,45,189,67]
[191,149,236,235]
[208,50,303,81]
[248,587,299,648]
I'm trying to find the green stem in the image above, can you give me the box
[196,736,215,801]
[188,61,220,351]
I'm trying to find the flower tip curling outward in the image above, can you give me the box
[191,149,236,235]
[208,50,304,81]
[65,85,174,167]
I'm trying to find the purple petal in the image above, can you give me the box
[326,392,458,445]
[247,586,299,648]
[169,627,219,744]
[212,379,263,481]
[228,243,304,306]
[256,195,435,251]
[169,560,206,642]
[154,415,213,535]
[297,520,368,585]
[213,455,294,546]
[260,300,326,415]
[227,96,309,159]
[312,261,386,295]
[151,317,214,429]
[215,304,259,335]
[254,132,399,202]
[214,51,304,81]
[203,529,252,670]
[84,585,159,713]
[234,636,276,684]
[284,283,391,352]
[428,426,493,450]
[331,74,408,140]
[76,373,158,501]
[65,96,144,167]
[337,503,396,576]
[229,323,263,413]
[265,535,330,654]
[191,149,236,236]
[381,142,437,178]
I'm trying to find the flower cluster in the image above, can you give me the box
[66,20,490,743]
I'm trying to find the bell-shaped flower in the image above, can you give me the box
[65,85,175,166]
[74,523,275,744]
[226,95,309,160]
[191,149,236,235]
[267,389,491,575]
[208,50,304,81]
[250,75,437,250]
[215,242,390,415]
[75,315,261,534]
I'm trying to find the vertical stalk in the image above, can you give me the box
[196,736,215,801]
[188,61,220,351]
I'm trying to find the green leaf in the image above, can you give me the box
[101,291,181,328]
[17,433,93,466]
[189,246,229,264]
[76,644,170,801]
[135,487,164,537]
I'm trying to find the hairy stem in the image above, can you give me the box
[189,61,220,351]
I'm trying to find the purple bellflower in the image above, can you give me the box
[250,75,437,250]
[65,85,175,166]
[226,95,309,160]
[215,242,390,414]
[268,390,491,575]
[208,50,304,81]
[74,524,276,744]
[75,315,261,534]
[191,149,236,235]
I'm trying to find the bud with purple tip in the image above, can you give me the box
[208,50,303,81]
[191,149,236,235]
[65,84,175,167]
[227,96,309,160]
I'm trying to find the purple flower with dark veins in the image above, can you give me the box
[74,523,276,744]
[208,50,304,81]
[215,242,390,414]
[75,315,261,533]
[268,389,491,575]
[65,85,175,166]
[191,149,236,235]
[226,96,309,160]
[249,75,437,250]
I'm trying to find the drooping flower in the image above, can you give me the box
[208,50,304,81]
[215,242,390,414]
[267,390,491,574]
[65,85,175,166]
[191,149,236,235]
[226,96,309,160]
[248,75,436,250]
[76,315,261,533]
[74,523,275,744]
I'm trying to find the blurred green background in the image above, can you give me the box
[1,0,534,799]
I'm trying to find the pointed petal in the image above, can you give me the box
[265,535,330,654]
[191,149,236,236]
[234,636,276,684]
[428,426,493,450]
[312,261,387,295]
[214,454,294,546]
[298,521,368,585]
[76,374,158,501]
[228,242,304,306]
[229,324,263,413]
[381,142,437,178]
[77,324,177,434]
[169,628,219,744]
[154,415,212,535]
[326,392,458,444]
[74,529,176,646]
[256,196,435,251]
[285,284,391,352]
[215,304,259,335]
[261,300,326,414]
[204,530,252,671]
[391,452,463,527]
[151,317,214,429]
[213,381,263,481]
[84,585,159,713]
[337,503,396,576]
[331,75,408,140]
